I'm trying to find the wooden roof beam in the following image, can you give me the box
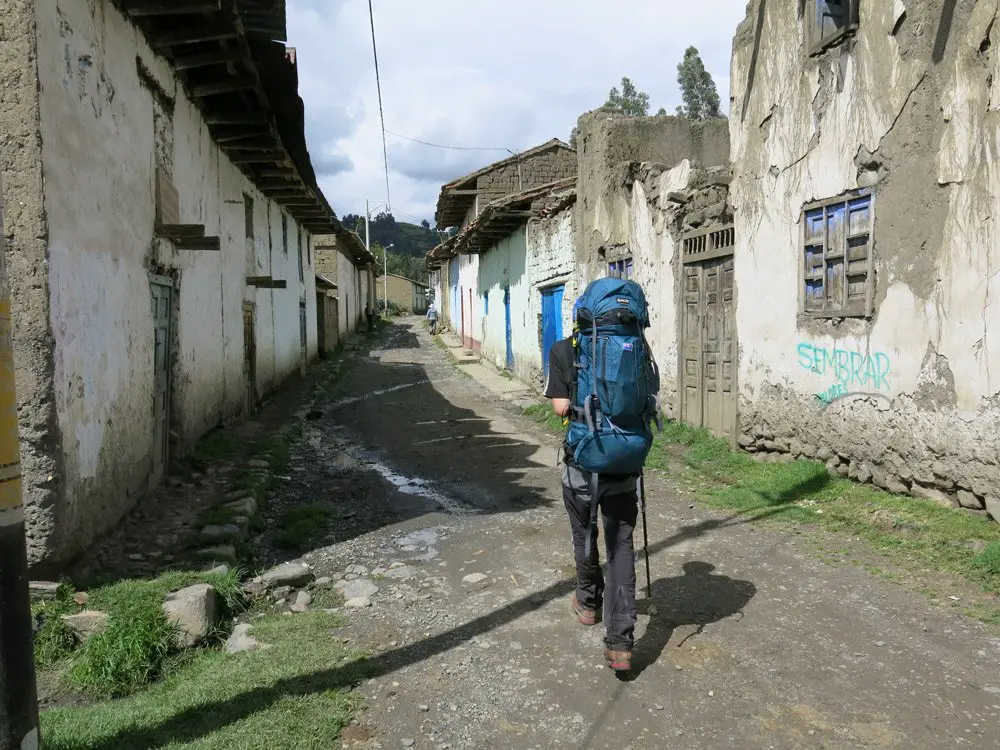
[204,112,268,126]
[125,1,221,16]
[152,23,238,48]
[213,129,272,144]
[192,75,259,98]
[174,50,249,71]
[228,151,287,163]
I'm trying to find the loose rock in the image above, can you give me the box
[196,545,239,565]
[225,497,259,517]
[912,483,956,509]
[335,578,379,601]
[29,581,61,601]
[462,573,488,585]
[957,490,985,510]
[163,584,218,647]
[262,562,314,588]
[62,611,109,641]
[226,623,268,653]
[290,590,313,613]
[200,524,240,541]
[985,495,1000,523]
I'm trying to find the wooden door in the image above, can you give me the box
[242,303,256,415]
[681,265,704,427]
[150,279,172,484]
[540,285,564,378]
[680,228,737,439]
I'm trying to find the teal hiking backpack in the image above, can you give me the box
[566,277,661,477]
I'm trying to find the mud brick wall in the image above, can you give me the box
[477,148,577,204]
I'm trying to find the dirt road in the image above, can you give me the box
[274,318,999,749]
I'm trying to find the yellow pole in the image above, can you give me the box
[0,177,41,750]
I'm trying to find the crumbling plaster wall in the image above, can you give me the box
[30,0,319,569]
[731,0,1000,517]
[527,204,577,375]
[0,0,63,569]
[573,112,731,416]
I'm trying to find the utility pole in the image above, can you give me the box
[363,201,392,315]
[382,243,393,315]
[0,180,41,749]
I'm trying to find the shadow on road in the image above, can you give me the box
[75,508,778,749]
[629,561,756,679]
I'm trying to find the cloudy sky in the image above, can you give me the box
[287,0,749,227]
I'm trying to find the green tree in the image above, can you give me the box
[675,46,722,120]
[603,76,650,116]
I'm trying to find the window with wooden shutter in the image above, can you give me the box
[802,192,874,318]
[808,0,860,55]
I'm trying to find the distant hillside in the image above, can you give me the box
[340,212,440,259]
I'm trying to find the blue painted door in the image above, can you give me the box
[541,285,564,378]
[503,287,513,369]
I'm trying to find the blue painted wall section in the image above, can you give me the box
[797,343,892,405]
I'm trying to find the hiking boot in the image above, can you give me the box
[604,648,632,672]
[571,595,597,626]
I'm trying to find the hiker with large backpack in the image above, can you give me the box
[544,277,660,673]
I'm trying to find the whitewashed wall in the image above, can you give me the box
[35,0,320,560]
[730,0,1000,512]
[478,229,531,378]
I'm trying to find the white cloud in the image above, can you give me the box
[287,0,749,226]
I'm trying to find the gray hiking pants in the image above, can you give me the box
[562,464,638,651]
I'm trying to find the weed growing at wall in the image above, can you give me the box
[32,585,79,669]
[41,611,366,750]
[34,568,246,699]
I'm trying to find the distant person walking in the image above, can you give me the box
[365,304,376,332]
[426,302,438,335]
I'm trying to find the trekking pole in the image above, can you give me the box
[638,471,652,601]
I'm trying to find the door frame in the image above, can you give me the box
[242,301,257,415]
[148,271,174,488]
[539,283,564,379]
[678,224,738,447]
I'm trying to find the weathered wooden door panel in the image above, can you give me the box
[150,280,172,484]
[680,227,737,440]
[243,303,256,415]
[681,265,703,427]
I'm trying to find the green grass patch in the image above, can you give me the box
[37,569,246,700]
[276,506,331,552]
[972,542,1000,576]
[41,610,366,750]
[190,430,243,466]
[523,402,566,434]
[521,403,1000,611]
[33,585,81,669]
[644,423,1000,602]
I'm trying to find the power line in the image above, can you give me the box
[385,130,514,154]
[367,0,391,211]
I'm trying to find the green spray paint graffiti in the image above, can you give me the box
[797,343,892,406]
